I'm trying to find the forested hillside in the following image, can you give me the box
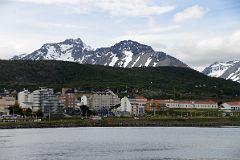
[0,60,240,100]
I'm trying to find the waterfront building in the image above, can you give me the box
[80,95,89,106]
[165,100,218,109]
[18,89,33,109]
[0,96,15,115]
[31,87,64,116]
[146,99,218,111]
[116,97,132,116]
[221,102,240,111]
[60,88,77,108]
[84,90,120,111]
[18,88,64,116]
[129,96,147,116]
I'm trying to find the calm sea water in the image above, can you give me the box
[0,127,240,160]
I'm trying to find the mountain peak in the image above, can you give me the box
[111,40,154,55]
[63,38,84,44]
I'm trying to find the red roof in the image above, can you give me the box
[226,101,240,106]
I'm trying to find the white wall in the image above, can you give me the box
[119,97,132,113]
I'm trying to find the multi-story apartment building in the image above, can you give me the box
[116,96,147,116]
[129,97,147,116]
[18,89,33,109]
[31,87,64,116]
[18,87,64,116]
[80,90,120,112]
[90,90,120,111]
[60,88,77,108]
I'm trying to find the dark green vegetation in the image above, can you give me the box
[8,103,37,117]
[1,117,240,129]
[0,60,240,100]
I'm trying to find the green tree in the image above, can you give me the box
[25,108,32,117]
[8,103,23,115]
[36,109,44,117]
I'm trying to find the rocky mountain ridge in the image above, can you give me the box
[11,38,188,68]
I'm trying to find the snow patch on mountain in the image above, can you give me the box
[122,51,133,67]
[109,55,119,67]
[145,57,152,67]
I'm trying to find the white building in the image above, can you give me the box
[18,87,64,116]
[164,100,218,109]
[18,89,33,109]
[80,95,88,106]
[31,87,64,116]
[87,90,120,111]
[116,97,132,116]
[221,102,240,111]
[129,97,147,116]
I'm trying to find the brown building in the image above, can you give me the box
[60,88,77,108]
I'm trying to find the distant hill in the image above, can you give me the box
[1,60,240,101]
[11,38,188,68]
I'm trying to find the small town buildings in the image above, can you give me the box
[116,96,147,116]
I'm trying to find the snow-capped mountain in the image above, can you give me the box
[11,38,188,68]
[202,60,240,83]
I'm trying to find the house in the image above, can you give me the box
[129,96,147,116]
[221,101,240,111]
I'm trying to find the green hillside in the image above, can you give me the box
[0,60,240,101]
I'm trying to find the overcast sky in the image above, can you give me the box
[0,0,239,71]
